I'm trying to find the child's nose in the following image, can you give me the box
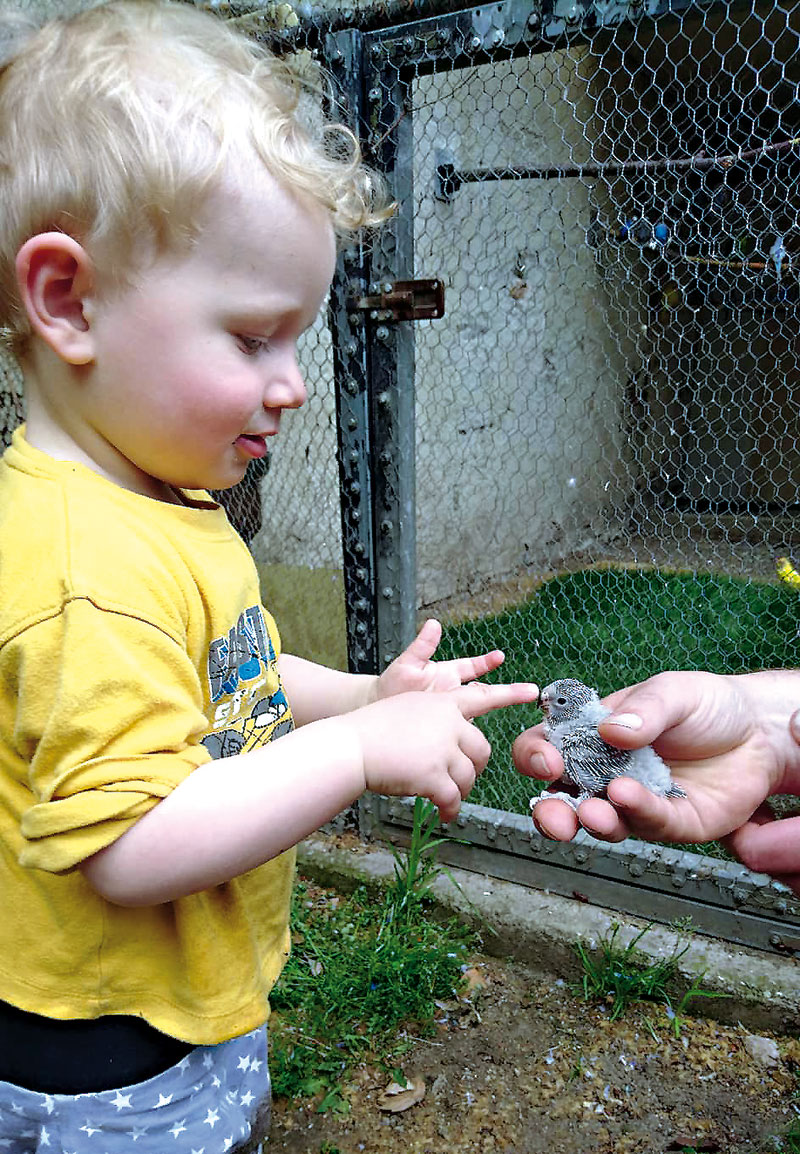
[265,351,307,409]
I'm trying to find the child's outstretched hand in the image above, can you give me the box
[351,678,539,823]
[375,618,505,699]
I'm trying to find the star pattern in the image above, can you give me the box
[0,1025,269,1153]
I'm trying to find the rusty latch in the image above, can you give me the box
[352,278,445,322]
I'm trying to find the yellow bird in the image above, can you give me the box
[776,557,800,589]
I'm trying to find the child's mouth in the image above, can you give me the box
[236,434,268,459]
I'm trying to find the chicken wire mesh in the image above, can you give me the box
[368,0,800,815]
[318,0,800,942]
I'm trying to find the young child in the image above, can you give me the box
[0,2,539,1150]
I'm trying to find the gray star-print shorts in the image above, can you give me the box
[0,1025,270,1153]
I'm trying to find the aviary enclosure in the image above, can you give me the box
[2,0,799,953]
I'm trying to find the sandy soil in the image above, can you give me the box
[270,947,798,1154]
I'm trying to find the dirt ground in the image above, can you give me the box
[270,948,799,1154]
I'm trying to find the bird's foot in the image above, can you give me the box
[530,790,580,812]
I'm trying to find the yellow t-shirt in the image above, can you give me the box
[0,428,296,1043]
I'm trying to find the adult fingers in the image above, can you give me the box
[790,707,800,745]
[531,797,580,840]
[572,796,632,842]
[725,807,800,875]
[598,671,713,753]
[456,679,539,718]
[512,726,565,782]
[604,776,701,842]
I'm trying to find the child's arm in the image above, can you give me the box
[514,669,800,891]
[82,623,536,907]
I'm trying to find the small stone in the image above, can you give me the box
[743,1034,780,1067]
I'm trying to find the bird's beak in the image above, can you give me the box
[539,690,550,715]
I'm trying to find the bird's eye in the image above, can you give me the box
[557,697,567,706]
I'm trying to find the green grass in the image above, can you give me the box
[438,567,800,815]
[573,920,728,1029]
[270,802,477,1110]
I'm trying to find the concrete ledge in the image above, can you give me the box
[297,831,800,1033]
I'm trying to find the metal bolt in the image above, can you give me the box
[381,586,394,598]
[527,10,540,26]
[356,621,367,636]
[345,340,357,357]
[375,325,390,342]
[377,390,391,405]
[368,86,381,101]
[347,417,358,430]
[403,35,414,50]
[380,518,393,534]
[345,379,358,397]
[770,933,783,947]
[574,848,588,863]
[370,42,383,58]
[355,598,369,613]
[383,652,396,665]
[355,647,366,662]
[350,481,361,497]
[348,449,359,462]
[355,568,367,582]
[379,451,391,466]
[330,47,343,62]
[469,34,482,49]
[488,28,505,47]
[354,542,366,556]
[629,861,644,877]
[351,509,361,522]
[671,873,686,888]
[348,313,360,326]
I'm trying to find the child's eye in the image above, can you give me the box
[236,334,268,355]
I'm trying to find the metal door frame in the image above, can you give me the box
[323,0,800,953]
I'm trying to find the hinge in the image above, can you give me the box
[351,278,445,322]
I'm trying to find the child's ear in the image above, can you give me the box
[15,233,96,365]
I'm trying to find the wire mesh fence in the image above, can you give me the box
[319,0,800,944]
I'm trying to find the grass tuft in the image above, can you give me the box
[573,921,728,1029]
[270,803,477,1110]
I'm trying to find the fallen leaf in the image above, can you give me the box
[376,1075,426,1113]
[462,966,489,993]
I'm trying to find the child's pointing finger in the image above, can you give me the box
[456,680,539,719]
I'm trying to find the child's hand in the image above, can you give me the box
[350,679,539,822]
[376,618,505,699]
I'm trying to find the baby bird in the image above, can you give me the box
[530,678,686,813]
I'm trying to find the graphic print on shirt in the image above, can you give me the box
[201,605,293,760]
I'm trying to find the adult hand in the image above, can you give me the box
[513,670,800,855]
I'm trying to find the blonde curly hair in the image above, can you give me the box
[0,0,392,353]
